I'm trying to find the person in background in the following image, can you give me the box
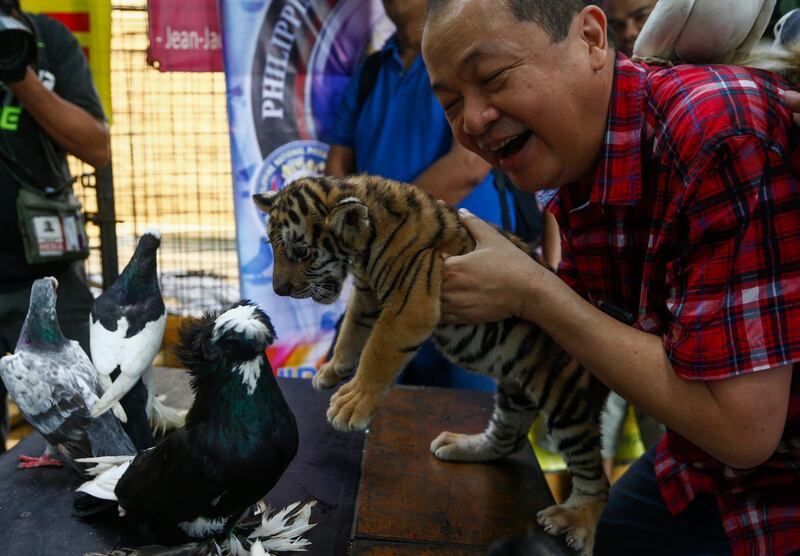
[0,0,109,452]
[325,0,516,391]
[423,1,799,554]
[606,0,658,55]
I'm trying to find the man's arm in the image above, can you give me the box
[541,210,561,270]
[413,135,491,206]
[8,67,109,168]
[325,144,356,178]
[441,211,792,470]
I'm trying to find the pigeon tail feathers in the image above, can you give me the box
[148,396,188,437]
[75,456,134,501]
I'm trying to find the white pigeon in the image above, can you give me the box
[89,229,185,438]
[632,0,776,65]
[0,277,135,474]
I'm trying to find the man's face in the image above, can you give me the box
[382,0,428,29]
[423,0,611,191]
[606,0,657,56]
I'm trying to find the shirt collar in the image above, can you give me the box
[383,34,400,57]
[382,34,423,72]
[590,53,647,206]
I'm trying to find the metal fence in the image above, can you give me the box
[74,1,239,316]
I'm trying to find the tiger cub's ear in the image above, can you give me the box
[252,191,279,214]
[326,196,369,247]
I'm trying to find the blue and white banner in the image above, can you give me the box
[221,0,391,377]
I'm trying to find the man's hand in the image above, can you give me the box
[783,89,800,127]
[441,209,544,324]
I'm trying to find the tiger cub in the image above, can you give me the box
[253,174,609,555]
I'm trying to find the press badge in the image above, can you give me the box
[32,215,65,256]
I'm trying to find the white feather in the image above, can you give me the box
[178,515,228,538]
[246,500,316,553]
[247,501,302,539]
[213,304,272,344]
[249,541,269,556]
[90,313,166,418]
[236,357,262,396]
[142,367,187,435]
[149,396,187,435]
[75,458,133,501]
[227,535,249,556]
[142,227,161,240]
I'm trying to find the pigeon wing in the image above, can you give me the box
[633,0,695,61]
[733,0,777,64]
[90,312,166,418]
[89,312,129,377]
[0,350,93,459]
[115,429,227,536]
[675,0,772,63]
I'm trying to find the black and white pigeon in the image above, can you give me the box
[89,228,184,449]
[0,277,135,473]
[77,301,303,550]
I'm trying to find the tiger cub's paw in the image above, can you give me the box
[430,431,504,462]
[313,360,352,391]
[536,497,605,556]
[326,380,382,432]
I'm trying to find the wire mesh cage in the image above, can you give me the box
[74,0,239,318]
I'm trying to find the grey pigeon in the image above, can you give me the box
[0,277,135,474]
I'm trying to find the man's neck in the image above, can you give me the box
[395,19,424,69]
[568,50,618,207]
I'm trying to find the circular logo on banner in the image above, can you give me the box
[250,140,329,222]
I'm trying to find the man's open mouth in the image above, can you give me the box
[496,130,532,160]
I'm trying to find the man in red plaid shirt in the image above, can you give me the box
[424,1,799,555]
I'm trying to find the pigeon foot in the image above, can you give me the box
[17,453,63,469]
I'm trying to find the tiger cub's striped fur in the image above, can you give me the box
[253,175,609,555]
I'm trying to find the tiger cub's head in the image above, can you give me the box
[253,177,370,305]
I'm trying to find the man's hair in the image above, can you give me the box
[427,0,589,42]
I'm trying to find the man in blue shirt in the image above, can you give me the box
[325,0,505,390]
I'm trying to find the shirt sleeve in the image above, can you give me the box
[40,15,106,121]
[327,62,363,148]
[664,134,800,380]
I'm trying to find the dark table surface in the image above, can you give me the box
[0,371,571,556]
[351,386,571,555]
[0,374,365,556]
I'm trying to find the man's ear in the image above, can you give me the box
[579,5,611,71]
[252,191,279,214]
[326,196,369,246]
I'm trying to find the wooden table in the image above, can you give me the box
[351,386,570,555]
[0,372,570,555]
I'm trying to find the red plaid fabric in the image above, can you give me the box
[550,54,800,555]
